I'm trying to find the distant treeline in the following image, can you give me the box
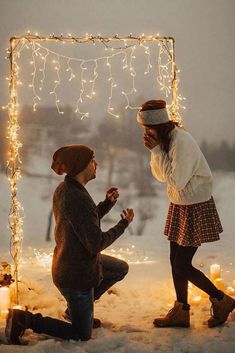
[201,141,235,172]
[0,106,234,173]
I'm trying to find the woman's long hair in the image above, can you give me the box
[140,100,179,153]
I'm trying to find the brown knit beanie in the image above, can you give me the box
[51,144,94,176]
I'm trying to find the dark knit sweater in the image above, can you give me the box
[52,176,128,289]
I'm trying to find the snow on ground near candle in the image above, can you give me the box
[0,169,235,352]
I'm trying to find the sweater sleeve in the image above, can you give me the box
[150,133,200,191]
[96,197,116,219]
[150,146,167,182]
[65,193,128,255]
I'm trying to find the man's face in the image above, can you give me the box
[85,157,98,181]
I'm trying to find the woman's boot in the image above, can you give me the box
[153,301,190,327]
[208,292,235,327]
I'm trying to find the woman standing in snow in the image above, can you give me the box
[136,99,235,328]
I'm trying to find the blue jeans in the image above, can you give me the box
[29,255,128,341]
[30,288,93,341]
[59,287,94,340]
[94,254,129,300]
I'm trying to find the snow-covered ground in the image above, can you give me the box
[0,167,235,352]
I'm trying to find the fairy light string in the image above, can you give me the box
[5,33,184,303]
[157,38,185,124]
[16,35,183,118]
[30,42,41,111]
[6,37,24,304]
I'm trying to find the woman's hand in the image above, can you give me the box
[143,133,159,150]
[121,208,134,224]
[106,187,119,202]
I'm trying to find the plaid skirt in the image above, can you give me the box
[164,197,223,247]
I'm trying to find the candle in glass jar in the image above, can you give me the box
[214,278,226,291]
[0,286,10,318]
[12,305,22,309]
[210,264,221,281]
[192,295,202,305]
[226,286,235,296]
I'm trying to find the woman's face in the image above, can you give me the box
[142,125,158,139]
[141,125,159,149]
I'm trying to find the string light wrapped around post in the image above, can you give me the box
[6,37,24,305]
[5,33,185,303]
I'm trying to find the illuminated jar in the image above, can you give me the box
[210,264,221,281]
[0,286,10,317]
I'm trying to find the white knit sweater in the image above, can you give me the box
[150,127,213,205]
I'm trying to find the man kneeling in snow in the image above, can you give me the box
[6,144,134,344]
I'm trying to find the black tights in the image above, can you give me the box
[170,241,221,304]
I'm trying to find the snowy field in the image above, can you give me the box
[0,169,235,352]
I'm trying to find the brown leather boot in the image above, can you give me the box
[208,292,235,328]
[153,301,190,328]
[5,309,30,344]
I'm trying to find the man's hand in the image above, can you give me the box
[144,133,159,150]
[106,187,119,202]
[121,208,134,224]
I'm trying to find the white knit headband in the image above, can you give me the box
[137,108,169,125]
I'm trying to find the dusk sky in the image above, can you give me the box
[1,0,235,145]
